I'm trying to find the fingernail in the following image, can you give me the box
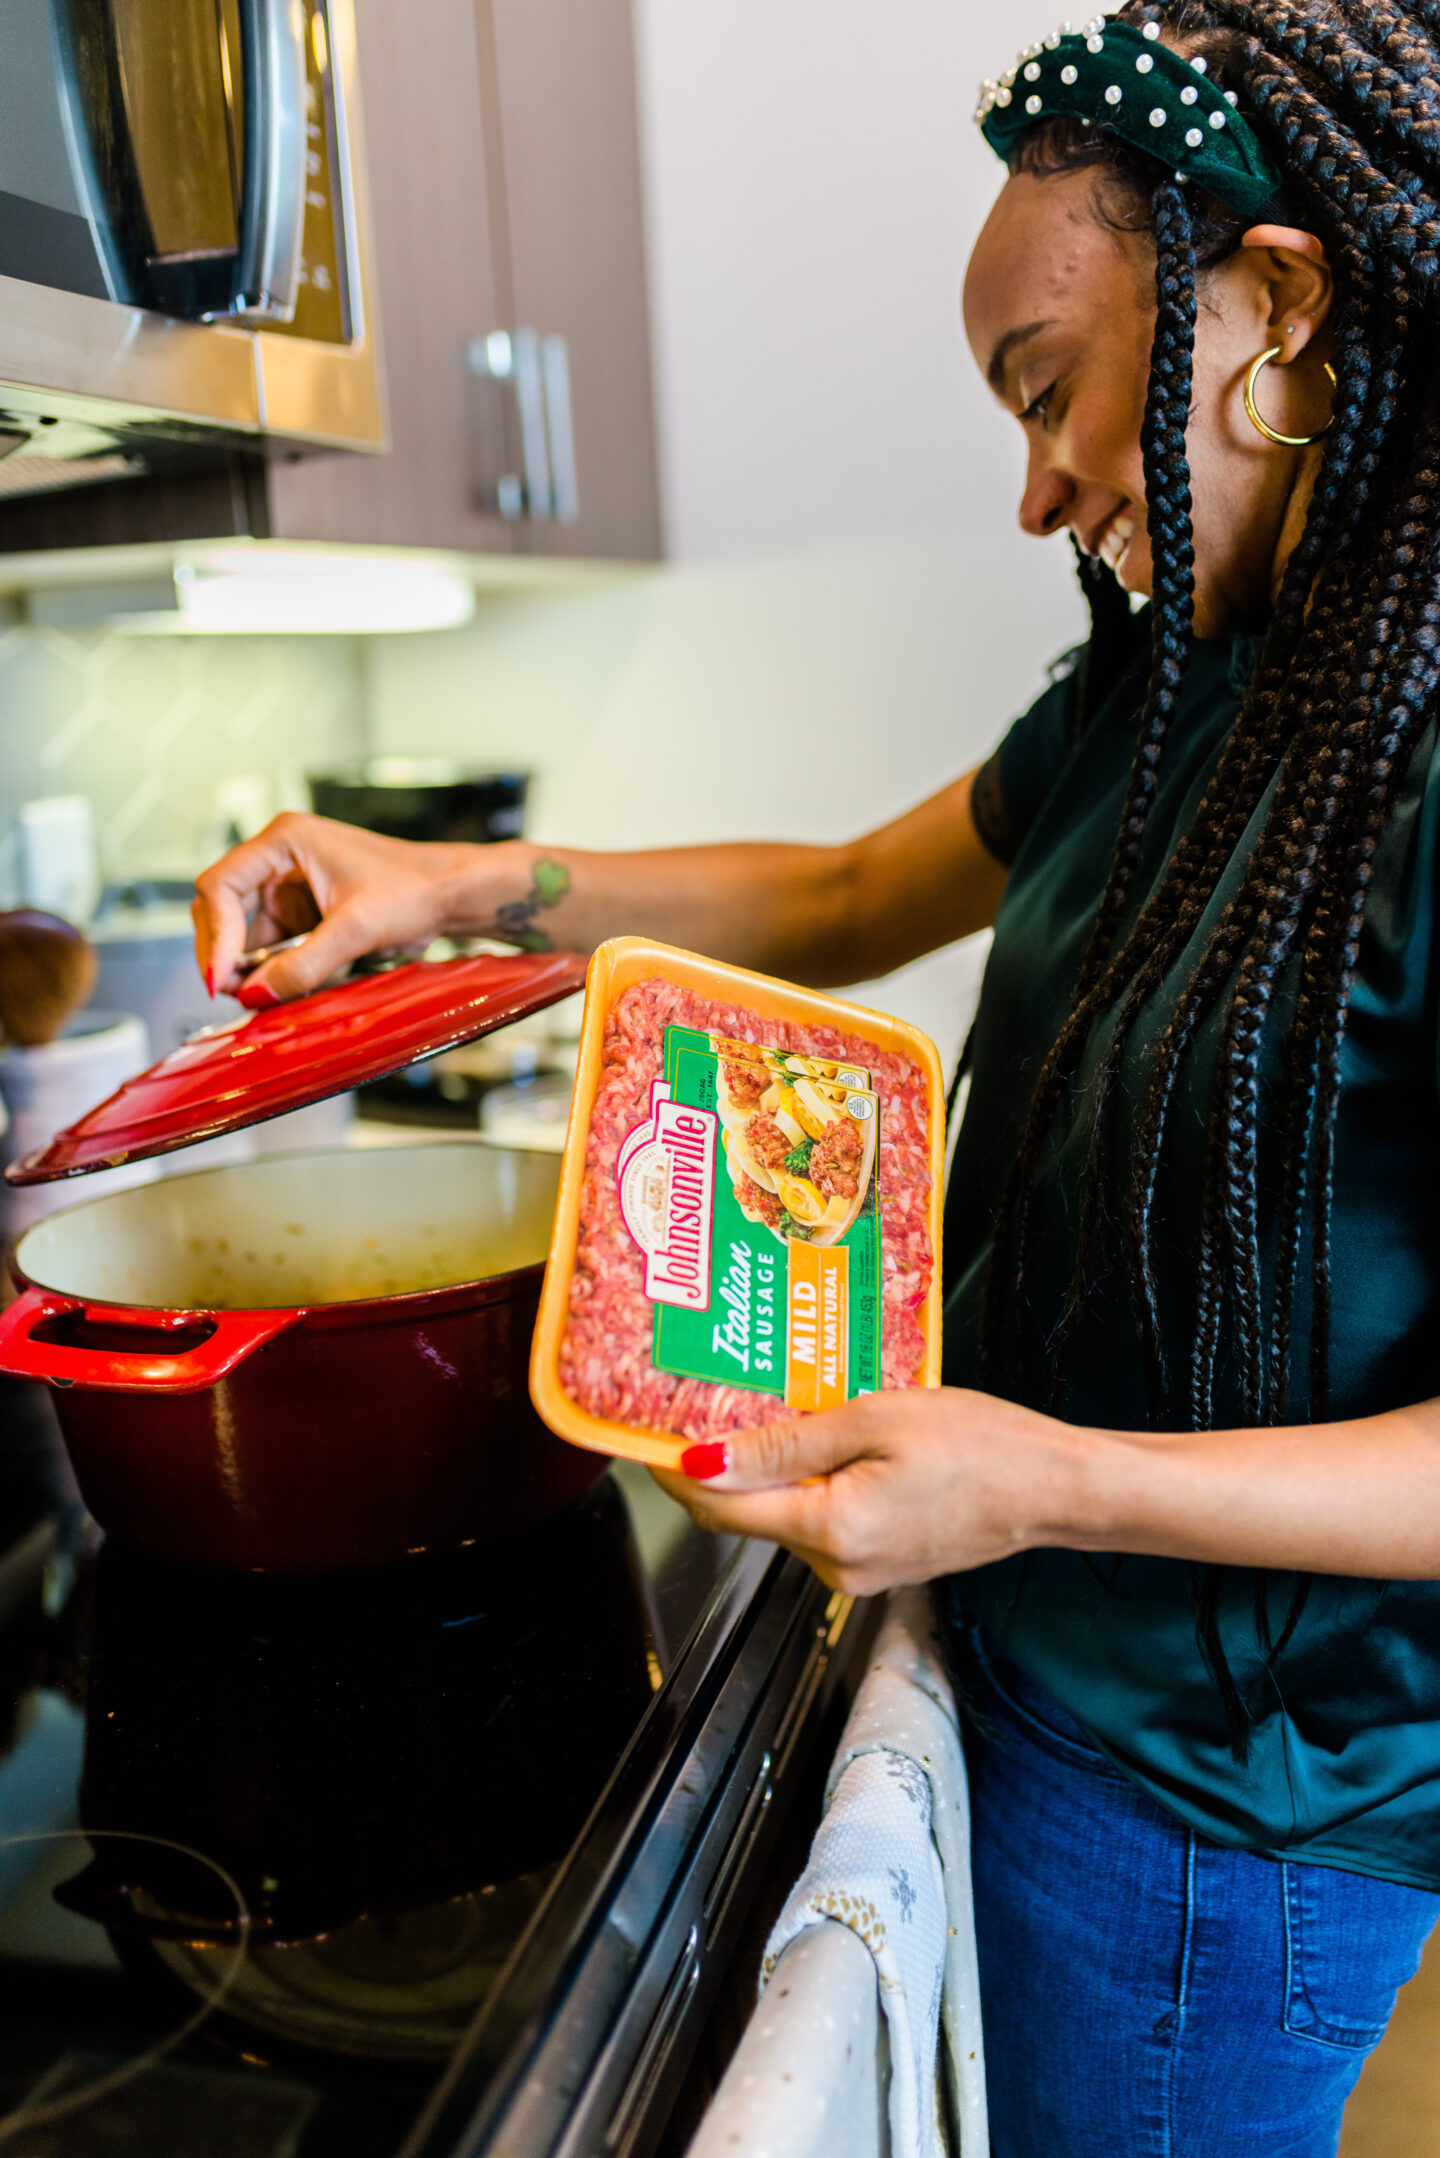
[204,967,216,999]
[237,978,281,1011]
[680,1442,731,1481]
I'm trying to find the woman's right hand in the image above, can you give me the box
[192,813,500,1003]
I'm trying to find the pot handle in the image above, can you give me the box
[0,1289,302,1395]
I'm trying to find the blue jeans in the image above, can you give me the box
[959,1629,1440,2156]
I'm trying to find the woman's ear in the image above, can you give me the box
[1239,225,1334,361]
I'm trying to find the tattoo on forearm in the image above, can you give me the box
[494,858,572,952]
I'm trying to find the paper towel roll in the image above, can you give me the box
[0,1011,160,1248]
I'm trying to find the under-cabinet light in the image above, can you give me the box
[41,549,478,636]
[168,551,475,634]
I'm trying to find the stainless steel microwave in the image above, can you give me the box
[0,0,384,501]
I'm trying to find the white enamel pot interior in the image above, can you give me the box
[15,1141,562,1312]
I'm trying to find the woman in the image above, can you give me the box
[194,4,1440,2147]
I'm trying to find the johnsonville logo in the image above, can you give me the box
[617,1081,718,1310]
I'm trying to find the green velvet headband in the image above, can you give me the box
[976,15,1286,223]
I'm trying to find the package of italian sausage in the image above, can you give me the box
[530,938,944,1468]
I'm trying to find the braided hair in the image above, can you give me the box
[979,0,1440,1753]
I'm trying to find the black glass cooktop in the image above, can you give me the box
[0,1369,815,2158]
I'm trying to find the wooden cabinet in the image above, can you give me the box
[483,0,663,562]
[264,0,515,556]
[0,0,662,561]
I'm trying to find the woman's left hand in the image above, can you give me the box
[650,1387,1084,1595]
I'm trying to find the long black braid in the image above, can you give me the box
[984,168,1200,1389]
[980,0,1440,1756]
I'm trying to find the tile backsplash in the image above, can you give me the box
[0,624,366,906]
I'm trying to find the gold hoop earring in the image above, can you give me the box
[1244,345,1337,448]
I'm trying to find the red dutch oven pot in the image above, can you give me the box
[0,952,602,1571]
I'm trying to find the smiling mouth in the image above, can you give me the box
[1095,504,1136,577]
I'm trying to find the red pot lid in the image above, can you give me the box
[6,950,588,1185]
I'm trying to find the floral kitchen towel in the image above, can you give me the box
[759,1588,987,2158]
[762,1748,946,2156]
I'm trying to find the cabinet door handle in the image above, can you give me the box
[231,0,310,322]
[510,328,554,521]
[541,335,579,523]
[467,329,579,521]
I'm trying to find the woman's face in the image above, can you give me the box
[962,167,1334,640]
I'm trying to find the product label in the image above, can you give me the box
[616,1026,882,1405]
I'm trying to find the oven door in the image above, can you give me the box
[0,0,383,488]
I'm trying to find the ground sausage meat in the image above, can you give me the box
[559,978,935,1441]
[721,1059,770,1111]
[736,1178,786,1231]
[745,1113,792,1172]
[808,1115,864,1202]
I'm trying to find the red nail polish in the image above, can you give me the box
[680,1442,730,1481]
[237,978,281,1010]
[204,967,217,999]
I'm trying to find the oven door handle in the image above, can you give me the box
[231,0,310,322]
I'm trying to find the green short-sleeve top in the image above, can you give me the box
[941,628,1440,1890]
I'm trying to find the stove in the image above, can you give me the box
[0,1380,861,2158]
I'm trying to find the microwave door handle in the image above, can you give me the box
[231,0,309,322]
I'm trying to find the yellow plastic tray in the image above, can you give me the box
[529,938,946,1469]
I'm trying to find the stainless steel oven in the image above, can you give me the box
[0,0,383,500]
